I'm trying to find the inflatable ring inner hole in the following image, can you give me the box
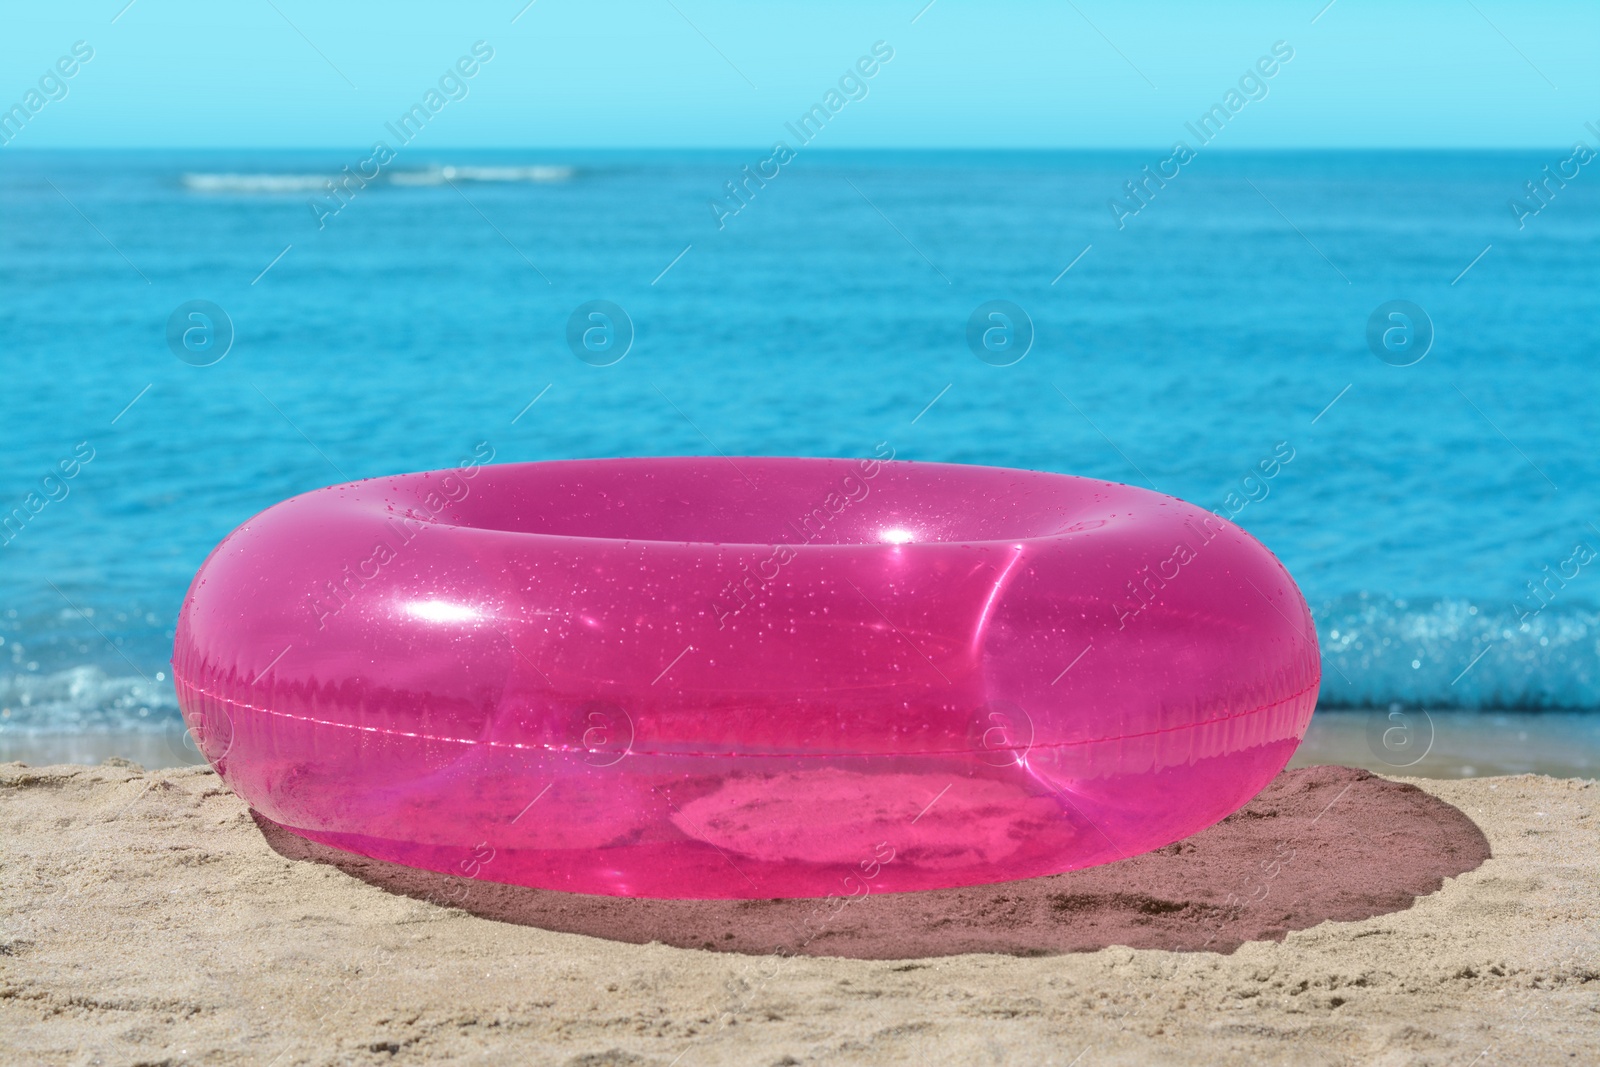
[389,457,1114,546]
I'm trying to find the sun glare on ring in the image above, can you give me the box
[406,599,480,623]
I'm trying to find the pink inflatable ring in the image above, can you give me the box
[173,456,1319,899]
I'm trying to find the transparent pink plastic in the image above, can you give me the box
[173,457,1318,899]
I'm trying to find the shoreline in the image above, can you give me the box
[1288,707,1600,778]
[2,760,1596,1063]
[5,707,1599,777]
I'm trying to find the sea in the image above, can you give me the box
[2,149,1598,772]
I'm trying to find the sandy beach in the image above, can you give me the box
[2,761,1595,1066]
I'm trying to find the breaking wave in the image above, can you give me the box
[0,665,179,734]
[1316,594,1600,710]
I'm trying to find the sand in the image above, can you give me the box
[1,762,1595,1066]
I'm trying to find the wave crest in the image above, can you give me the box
[0,666,178,734]
[1317,594,1600,709]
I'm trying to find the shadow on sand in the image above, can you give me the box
[256,765,1489,959]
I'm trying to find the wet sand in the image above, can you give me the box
[2,760,1596,1065]
[1289,708,1600,778]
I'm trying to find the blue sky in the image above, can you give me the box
[2,0,1594,148]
